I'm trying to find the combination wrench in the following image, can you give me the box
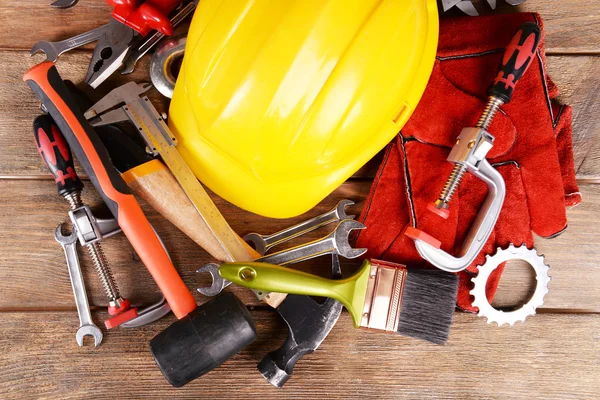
[30,23,110,62]
[244,199,355,256]
[198,219,366,297]
[55,224,103,347]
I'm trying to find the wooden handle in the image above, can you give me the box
[122,159,286,308]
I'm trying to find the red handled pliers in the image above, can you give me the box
[85,0,184,88]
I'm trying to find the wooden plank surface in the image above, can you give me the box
[0,311,598,399]
[1,179,598,311]
[0,0,599,398]
[1,1,598,54]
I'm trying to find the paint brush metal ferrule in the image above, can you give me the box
[360,260,407,333]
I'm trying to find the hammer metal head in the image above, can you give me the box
[258,254,343,387]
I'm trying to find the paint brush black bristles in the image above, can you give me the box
[397,269,459,344]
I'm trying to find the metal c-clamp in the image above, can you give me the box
[405,127,506,273]
[405,23,541,273]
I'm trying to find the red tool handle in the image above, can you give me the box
[24,62,197,319]
[33,114,84,197]
[107,0,181,36]
[488,22,541,104]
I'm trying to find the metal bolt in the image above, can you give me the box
[239,268,256,282]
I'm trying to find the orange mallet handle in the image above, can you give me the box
[24,62,197,319]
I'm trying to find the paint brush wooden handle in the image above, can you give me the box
[121,159,286,308]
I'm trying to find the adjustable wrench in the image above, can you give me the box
[55,224,103,347]
[197,219,366,297]
[30,24,110,62]
[244,200,355,255]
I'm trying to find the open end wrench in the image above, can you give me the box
[197,219,366,297]
[30,23,110,62]
[55,224,103,347]
[244,200,355,256]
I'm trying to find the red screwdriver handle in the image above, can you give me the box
[24,62,197,320]
[33,114,84,197]
[488,22,541,104]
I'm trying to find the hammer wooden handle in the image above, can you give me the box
[121,159,286,308]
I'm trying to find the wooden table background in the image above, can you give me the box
[0,1,598,398]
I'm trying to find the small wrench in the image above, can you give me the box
[30,23,110,62]
[244,199,355,255]
[198,219,366,297]
[55,224,103,347]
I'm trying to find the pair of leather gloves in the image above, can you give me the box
[354,13,581,312]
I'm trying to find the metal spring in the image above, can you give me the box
[63,191,121,302]
[87,241,120,301]
[436,96,504,206]
[476,96,504,130]
[438,164,467,204]
[64,191,83,209]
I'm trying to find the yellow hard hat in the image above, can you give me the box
[169,0,438,218]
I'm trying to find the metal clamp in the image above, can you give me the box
[68,205,121,246]
[65,208,172,328]
[406,127,506,273]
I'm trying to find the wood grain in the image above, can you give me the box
[0,179,368,309]
[1,1,598,54]
[475,0,600,54]
[1,0,599,396]
[0,311,598,399]
[549,56,600,180]
[0,178,598,311]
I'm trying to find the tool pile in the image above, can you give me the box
[24,0,580,389]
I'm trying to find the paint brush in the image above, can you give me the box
[219,259,458,344]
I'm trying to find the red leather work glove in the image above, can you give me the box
[354,13,581,312]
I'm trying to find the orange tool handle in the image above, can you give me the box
[24,62,197,319]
